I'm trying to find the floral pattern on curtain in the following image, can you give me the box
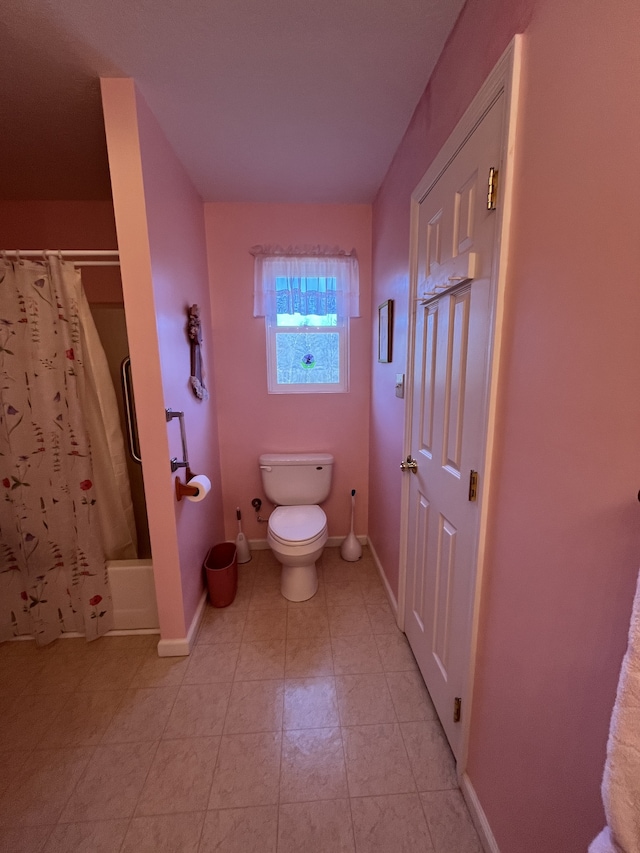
[0,258,113,645]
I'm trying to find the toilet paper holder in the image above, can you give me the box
[166,408,200,501]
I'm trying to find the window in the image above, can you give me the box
[252,247,359,394]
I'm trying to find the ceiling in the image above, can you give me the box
[1,0,465,203]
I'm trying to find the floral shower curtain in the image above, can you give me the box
[0,257,116,645]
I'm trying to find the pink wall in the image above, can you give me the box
[371,0,640,850]
[204,203,371,543]
[101,79,224,640]
[0,200,122,303]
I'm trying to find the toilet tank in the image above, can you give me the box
[259,453,334,506]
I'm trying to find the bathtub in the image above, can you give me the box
[107,558,159,631]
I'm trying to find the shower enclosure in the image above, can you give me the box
[0,250,158,640]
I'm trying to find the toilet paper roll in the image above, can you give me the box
[185,474,211,503]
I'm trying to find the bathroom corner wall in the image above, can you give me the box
[204,203,372,543]
[101,78,224,644]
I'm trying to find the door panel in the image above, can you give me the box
[433,513,456,677]
[419,304,438,455]
[404,95,504,758]
[444,289,470,473]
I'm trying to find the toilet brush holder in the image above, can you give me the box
[235,507,251,564]
[341,489,362,562]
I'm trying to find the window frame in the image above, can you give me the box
[265,314,349,394]
[252,248,359,396]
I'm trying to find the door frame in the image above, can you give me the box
[397,36,523,773]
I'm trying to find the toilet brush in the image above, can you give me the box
[235,507,251,564]
[340,489,362,561]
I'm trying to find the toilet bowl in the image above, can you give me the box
[267,505,328,601]
[259,452,334,602]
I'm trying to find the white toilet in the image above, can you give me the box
[259,452,334,601]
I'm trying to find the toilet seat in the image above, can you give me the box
[268,505,327,546]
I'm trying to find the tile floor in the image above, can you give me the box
[0,547,483,852]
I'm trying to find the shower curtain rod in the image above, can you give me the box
[2,249,120,268]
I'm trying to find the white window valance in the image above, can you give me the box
[251,245,359,319]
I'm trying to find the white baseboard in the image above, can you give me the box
[366,536,398,616]
[327,534,368,548]
[460,773,500,853]
[157,588,207,658]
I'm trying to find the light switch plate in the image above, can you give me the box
[395,374,405,398]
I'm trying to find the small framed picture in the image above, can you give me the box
[378,299,393,363]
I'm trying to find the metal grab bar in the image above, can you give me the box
[166,408,191,474]
[120,357,142,464]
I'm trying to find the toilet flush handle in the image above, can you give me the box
[260,465,272,472]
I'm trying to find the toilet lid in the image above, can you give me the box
[269,505,327,543]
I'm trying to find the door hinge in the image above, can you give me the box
[454,697,462,723]
[487,167,498,210]
[468,470,478,502]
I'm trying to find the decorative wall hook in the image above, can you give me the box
[188,304,208,400]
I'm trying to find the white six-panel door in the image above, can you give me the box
[403,94,506,760]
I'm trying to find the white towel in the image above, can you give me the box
[589,827,622,853]
[589,570,640,853]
